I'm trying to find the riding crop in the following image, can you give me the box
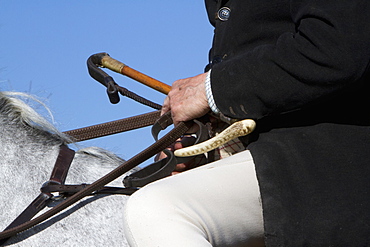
[90,52,256,157]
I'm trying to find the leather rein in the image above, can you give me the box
[0,54,210,243]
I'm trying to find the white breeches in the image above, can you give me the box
[123,150,265,247]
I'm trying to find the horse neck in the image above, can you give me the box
[0,98,65,229]
[0,101,64,177]
[0,92,136,247]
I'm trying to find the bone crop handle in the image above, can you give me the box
[90,52,171,95]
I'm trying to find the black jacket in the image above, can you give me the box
[205,0,370,246]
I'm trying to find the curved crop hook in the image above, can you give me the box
[87,53,120,104]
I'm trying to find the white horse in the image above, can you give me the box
[0,91,135,246]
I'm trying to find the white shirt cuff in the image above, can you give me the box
[204,70,221,114]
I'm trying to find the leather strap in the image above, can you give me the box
[41,184,138,196]
[48,145,75,184]
[87,53,162,109]
[63,110,161,143]
[123,116,209,188]
[0,145,75,246]
[123,149,176,188]
[0,193,51,247]
[0,115,193,241]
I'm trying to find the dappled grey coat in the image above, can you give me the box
[205,0,370,246]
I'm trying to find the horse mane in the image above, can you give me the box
[76,146,126,166]
[0,91,72,143]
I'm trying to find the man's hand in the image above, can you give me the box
[159,72,210,174]
[161,73,210,126]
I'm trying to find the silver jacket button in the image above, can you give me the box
[217,7,231,21]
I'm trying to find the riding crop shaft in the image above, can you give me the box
[91,52,171,95]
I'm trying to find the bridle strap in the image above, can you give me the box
[0,114,193,241]
[0,145,75,246]
[41,184,138,196]
[0,194,51,246]
[49,145,75,184]
[123,118,210,187]
[63,110,161,143]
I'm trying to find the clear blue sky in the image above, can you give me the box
[0,1,213,164]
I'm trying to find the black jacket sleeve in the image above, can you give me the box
[210,0,370,120]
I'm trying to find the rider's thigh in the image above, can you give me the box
[123,150,264,247]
